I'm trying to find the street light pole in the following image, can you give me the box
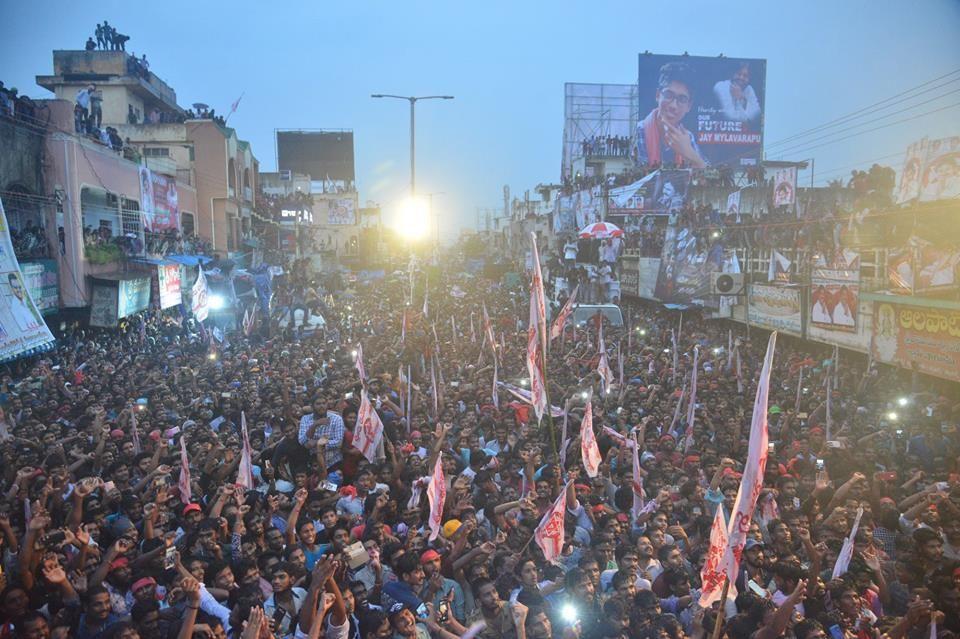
[371,94,454,198]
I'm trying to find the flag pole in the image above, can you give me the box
[710,578,731,639]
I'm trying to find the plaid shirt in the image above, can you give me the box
[298,410,345,468]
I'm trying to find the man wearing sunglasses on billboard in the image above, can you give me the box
[635,62,707,169]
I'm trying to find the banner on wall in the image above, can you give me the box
[772,167,797,207]
[0,198,55,360]
[157,264,182,309]
[748,284,802,335]
[916,246,960,292]
[20,260,59,316]
[810,250,860,332]
[553,194,576,233]
[873,301,960,383]
[325,198,356,225]
[89,285,119,328]
[138,166,180,233]
[636,54,766,167]
[117,278,151,319]
[886,249,914,294]
[574,187,603,229]
[654,225,725,308]
[896,139,927,204]
[918,136,960,202]
[606,170,691,216]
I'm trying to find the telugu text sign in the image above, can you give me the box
[872,302,960,383]
[748,284,802,335]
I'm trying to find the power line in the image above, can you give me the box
[765,67,960,149]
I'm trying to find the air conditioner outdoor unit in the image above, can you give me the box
[711,272,744,295]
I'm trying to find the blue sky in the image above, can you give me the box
[2,0,959,241]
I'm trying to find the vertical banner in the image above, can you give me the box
[0,198,55,359]
[725,190,741,220]
[157,264,182,309]
[886,249,915,295]
[772,167,797,207]
[191,268,209,322]
[138,166,180,233]
[810,250,860,331]
[919,136,960,202]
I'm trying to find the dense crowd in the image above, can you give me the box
[0,250,956,639]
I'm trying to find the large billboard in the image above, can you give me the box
[0,198,55,360]
[654,225,725,307]
[277,130,355,183]
[138,167,180,233]
[324,198,357,225]
[562,83,639,179]
[810,250,860,332]
[896,136,960,203]
[636,54,766,168]
[873,301,960,383]
[748,284,802,336]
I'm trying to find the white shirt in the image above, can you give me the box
[564,242,578,260]
[8,295,40,331]
[713,80,761,122]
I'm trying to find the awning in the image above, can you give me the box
[166,255,213,267]
[132,257,178,267]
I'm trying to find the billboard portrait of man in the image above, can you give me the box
[635,62,707,169]
[4,272,42,331]
[713,62,762,122]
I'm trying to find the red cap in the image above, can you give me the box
[574,483,590,492]
[109,557,129,571]
[420,549,441,564]
[809,427,824,436]
[182,503,202,515]
[132,577,156,591]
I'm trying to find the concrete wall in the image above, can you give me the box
[0,117,45,195]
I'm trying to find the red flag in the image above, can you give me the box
[699,506,732,607]
[526,286,548,421]
[580,399,602,477]
[179,435,192,504]
[354,389,385,463]
[355,343,366,383]
[236,412,255,490]
[427,454,446,541]
[549,285,579,341]
[719,332,778,584]
[534,482,569,563]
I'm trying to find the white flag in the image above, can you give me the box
[700,506,734,607]
[354,389,385,463]
[684,346,699,452]
[178,435,192,504]
[191,268,209,322]
[550,285,579,341]
[236,412,255,490]
[631,432,646,521]
[534,482,569,563]
[355,343,366,382]
[719,332,777,584]
[526,286,548,421]
[831,507,864,579]
[427,454,446,541]
[580,399,602,478]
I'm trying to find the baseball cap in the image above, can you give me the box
[744,539,765,551]
[182,503,202,516]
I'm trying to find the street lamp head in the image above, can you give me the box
[441,96,454,99]
[371,94,384,98]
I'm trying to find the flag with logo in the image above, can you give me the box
[354,389,385,463]
[580,399,602,477]
[236,412,255,490]
[534,482,569,563]
[427,453,446,541]
[699,506,732,607]
[719,332,777,585]
[832,506,864,579]
[526,286,548,422]
[191,268,209,322]
[631,432,646,520]
[550,285,579,341]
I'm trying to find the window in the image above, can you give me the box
[181,212,195,237]
[143,147,169,158]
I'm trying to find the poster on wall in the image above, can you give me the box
[873,302,960,383]
[89,285,118,328]
[896,139,927,204]
[553,194,576,233]
[919,136,960,202]
[654,225,725,308]
[916,246,960,292]
[117,278,151,319]
[636,54,766,168]
[810,249,860,331]
[138,166,180,233]
[20,260,58,316]
[574,187,603,229]
[326,198,356,225]
[0,198,55,360]
[886,249,914,294]
[772,166,797,207]
[748,284,802,335]
[157,264,182,309]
